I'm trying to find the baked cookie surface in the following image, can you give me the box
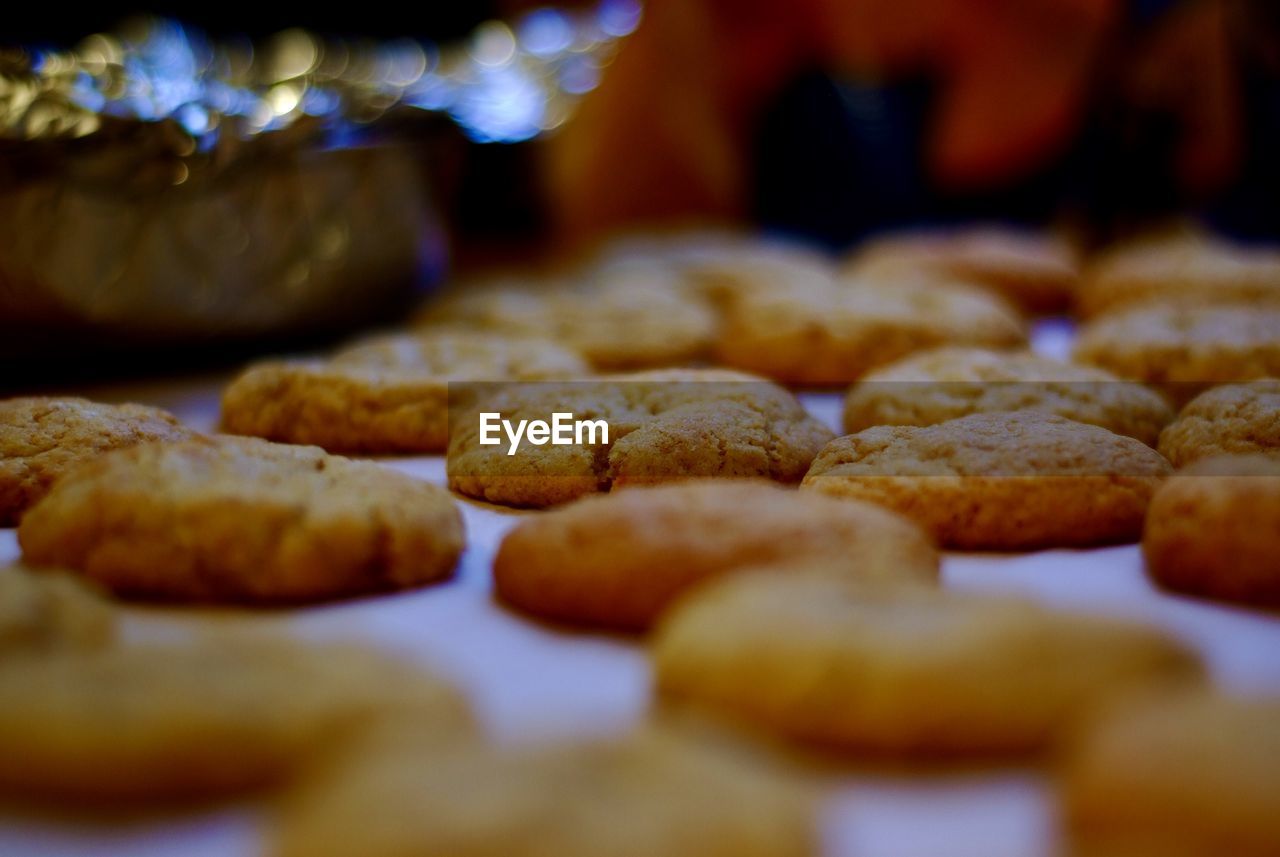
[654,574,1202,755]
[0,640,472,802]
[0,565,115,655]
[1073,304,1280,402]
[274,729,814,857]
[845,226,1080,313]
[1142,454,1280,606]
[447,369,834,508]
[221,330,588,453]
[842,347,1174,445]
[1157,380,1280,467]
[716,277,1026,385]
[19,436,464,604]
[0,397,194,525]
[493,481,938,631]
[1064,689,1280,857]
[802,411,1172,549]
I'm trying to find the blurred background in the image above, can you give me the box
[3,0,1278,380]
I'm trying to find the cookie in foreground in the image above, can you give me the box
[802,411,1171,550]
[0,397,195,525]
[0,564,115,655]
[653,572,1203,756]
[494,480,937,631]
[19,436,464,604]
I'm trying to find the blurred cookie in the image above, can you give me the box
[274,728,813,857]
[802,412,1171,549]
[716,277,1026,385]
[447,369,833,508]
[1078,230,1280,318]
[1143,455,1280,606]
[1064,689,1280,857]
[843,347,1173,445]
[416,271,718,370]
[221,330,588,453]
[0,397,194,526]
[846,226,1080,313]
[0,640,472,802]
[1073,304,1280,403]
[0,565,115,654]
[493,481,937,631]
[654,574,1202,756]
[19,436,463,604]
[1157,381,1280,467]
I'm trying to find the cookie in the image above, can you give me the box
[845,226,1080,313]
[274,728,814,857]
[0,565,115,654]
[843,347,1174,445]
[0,640,473,802]
[1078,230,1280,318]
[1073,304,1280,403]
[715,277,1026,385]
[221,330,588,453]
[1064,689,1280,857]
[654,573,1203,756]
[416,270,718,370]
[19,436,463,604]
[1157,381,1280,467]
[1142,454,1280,606]
[0,397,194,526]
[447,369,834,508]
[802,411,1172,550]
[493,481,938,631]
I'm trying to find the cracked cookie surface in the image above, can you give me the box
[1157,381,1280,468]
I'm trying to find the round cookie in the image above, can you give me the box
[1157,381,1280,467]
[843,347,1174,445]
[274,728,814,857]
[802,411,1172,550]
[0,640,473,802]
[1073,304,1280,404]
[0,397,194,526]
[1078,230,1280,318]
[1064,689,1280,857]
[1142,454,1280,606]
[416,271,719,370]
[221,330,588,453]
[654,573,1203,756]
[447,369,834,508]
[493,481,938,631]
[845,226,1080,313]
[18,436,464,604]
[715,277,1026,385]
[0,565,115,655]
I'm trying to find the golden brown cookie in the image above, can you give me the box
[19,436,463,604]
[845,226,1081,313]
[1078,230,1280,318]
[0,565,115,654]
[1157,381,1280,468]
[654,573,1203,756]
[415,270,718,370]
[1063,688,1280,857]
[0,397,194,526]
[843,347,1174,445]
[715,277,1026,385]
[493,481,938,631]
[1073,304,1280,403]
[273,728,814,857]
[1142,454,1280,606]
[447,369,834,508]
[0,639,472,802]
[221,330,588,453]
[802,411,1172,550]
